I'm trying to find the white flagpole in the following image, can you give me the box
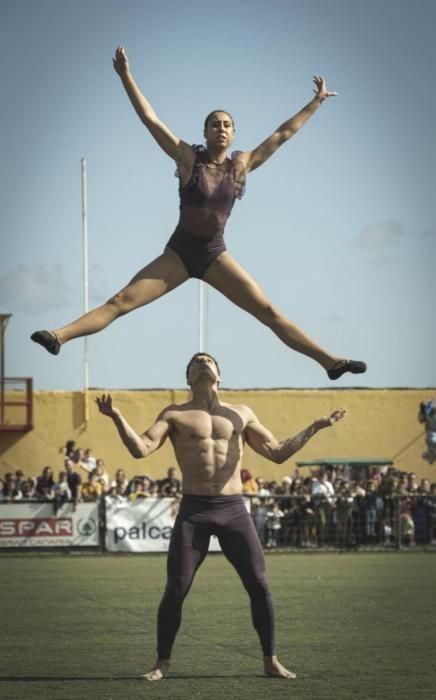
[198,281,209,352]
[81,158,89,421]
[198,281,204,352]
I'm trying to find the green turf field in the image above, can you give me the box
[1,552,435,700]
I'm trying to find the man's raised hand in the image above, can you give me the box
[317,408,346,429]
[95,393,119,418]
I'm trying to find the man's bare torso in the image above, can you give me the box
[163,401,251,495]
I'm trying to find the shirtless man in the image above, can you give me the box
[96,352,346,681]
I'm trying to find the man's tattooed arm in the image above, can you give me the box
[244,408,346,464]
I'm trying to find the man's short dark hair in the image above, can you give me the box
[186,352,221,383]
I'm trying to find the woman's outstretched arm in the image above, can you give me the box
[113,46,195,171]
[239,76,337,174]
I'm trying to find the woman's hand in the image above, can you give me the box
[113,45,129,76]
[313,75,338,102]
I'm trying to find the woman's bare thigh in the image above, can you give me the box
[203,251,276,318]
[112,247,189,312]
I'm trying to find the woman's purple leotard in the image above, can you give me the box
[166,145,246,279]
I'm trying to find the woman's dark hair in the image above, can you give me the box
[204,110,235,130]
[185,352,221,382]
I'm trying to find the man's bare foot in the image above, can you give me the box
[142,659,170,681]
[264,655,296,679]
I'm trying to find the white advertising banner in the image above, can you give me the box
[106,498,175,552]
[0,502,99,548]
[105,497,250,553]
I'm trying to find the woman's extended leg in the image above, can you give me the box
[203,252,366,379]
[31,248,189,354]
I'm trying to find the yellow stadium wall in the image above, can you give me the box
[1,388,435,483]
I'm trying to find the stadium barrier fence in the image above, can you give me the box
[0,495,435,552]
[248,494,436,550]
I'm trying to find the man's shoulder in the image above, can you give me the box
[220,402,256,427]
[159,402,189,418]
[221,401,252,414]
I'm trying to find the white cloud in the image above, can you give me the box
[0,265,74,313]
[358,220,404,248]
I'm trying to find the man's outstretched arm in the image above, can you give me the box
[244,408,346,464]
[96,394,171,459]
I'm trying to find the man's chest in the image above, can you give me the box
[172,411,242,442]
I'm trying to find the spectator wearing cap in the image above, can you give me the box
[276,476,292,496]
[275,476,293,523]
[255,477,271,497]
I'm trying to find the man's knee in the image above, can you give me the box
[162,576,192,604]
[243,571,271,598]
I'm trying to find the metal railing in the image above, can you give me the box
[1,494,435,552]
[248,494,436,550]
[0,378,33,432]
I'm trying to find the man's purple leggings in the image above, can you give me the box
[156,494,275,659]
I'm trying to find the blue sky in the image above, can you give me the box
[2,0,435,390]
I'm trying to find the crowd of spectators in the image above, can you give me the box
[1,441,436,548]
[241,467,436,549]
[0,440,183,512]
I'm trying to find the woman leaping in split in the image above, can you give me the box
[32,46,366,381]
